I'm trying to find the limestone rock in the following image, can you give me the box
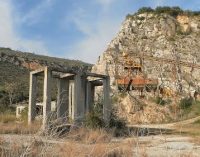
[92,13,200,124]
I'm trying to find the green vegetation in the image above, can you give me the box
[155,96,166,105]
[179,97,194,109]
[137,7,154,14]
[84,97,127,136]
[155,96,172,106]
[0,47,91,112]
[0,47,92,68]
[155,6,183,17]
[178,99,200,121]
[126,6,200,19]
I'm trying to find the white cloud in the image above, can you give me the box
[0,0,48,54]
[65,9,121,63]
[21,0,55,25]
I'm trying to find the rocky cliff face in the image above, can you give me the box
[92,12,200,123]
[93,13,200,91]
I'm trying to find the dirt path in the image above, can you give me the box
[128,115,200,129]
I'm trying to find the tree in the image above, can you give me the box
[4,82,25,106]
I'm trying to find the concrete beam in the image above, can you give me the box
[28,74,37,125]
[85,72,107,78]
[90,80,103,86]
[103,77,111,125]
[30,67,45,75]
[60,73,75,78]
[57,78,69,122]
[49,67,77,74]
[42,67,52,130]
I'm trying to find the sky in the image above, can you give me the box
[0,0,199,64]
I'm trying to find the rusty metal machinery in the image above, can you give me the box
[116,51,200,95]
[116,52,158,92]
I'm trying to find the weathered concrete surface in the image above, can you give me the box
[43,67,52,130]
[86,81,95,113]
[74,74,86,122]
[69,80,75,120]
[103,77,111,124]
[28,74,37,124]
[28,66,111,128]
[57,78,69,121]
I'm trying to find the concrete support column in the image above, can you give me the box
[74,74,86,122]
[28,73,37,125]
[86,81,95,113]
[103,77,111,125]
[57,78,69,122]
[69,80,75,120]
[43,67,52,130]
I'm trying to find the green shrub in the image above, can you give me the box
[109,109,126,129]
[137,7,154,14]
[155,6,183,17]
[131,6,200,18]
[84,96,127,134]
[155,96,166,106]
[84,111,105,129]
[179,97,194,109]
[84,109,127,136]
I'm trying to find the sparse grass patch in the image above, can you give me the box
[0,126,133,157]
[178,100,200,120]
[155,96,166,106]
[58,140,133,157]
[0,114,16,123]
[0,121,41,134]
[66,127,112,144]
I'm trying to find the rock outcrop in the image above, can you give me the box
[92,11,200,124]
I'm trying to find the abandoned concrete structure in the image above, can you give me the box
[28,66,110,129]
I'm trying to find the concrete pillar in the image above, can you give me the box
[69,80,74,120]
[86,81,95,113]
[74,74,86,122]
[57,78,69,122]
[42,67,52,130]
[103,77,111,125]
[28,73,37,125]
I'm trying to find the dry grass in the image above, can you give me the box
[0,114,16,124]
[66,127,112,144]
[0,126,134,157]
[174,123,200,137]
[0,121,41,134]
[0,139,133,157]
[58,140,133,157]
[0,113,41,134]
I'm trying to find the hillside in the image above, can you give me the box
[92,7,200,124]
[0,47,91,109]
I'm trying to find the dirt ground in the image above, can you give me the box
[1,133,200,156]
